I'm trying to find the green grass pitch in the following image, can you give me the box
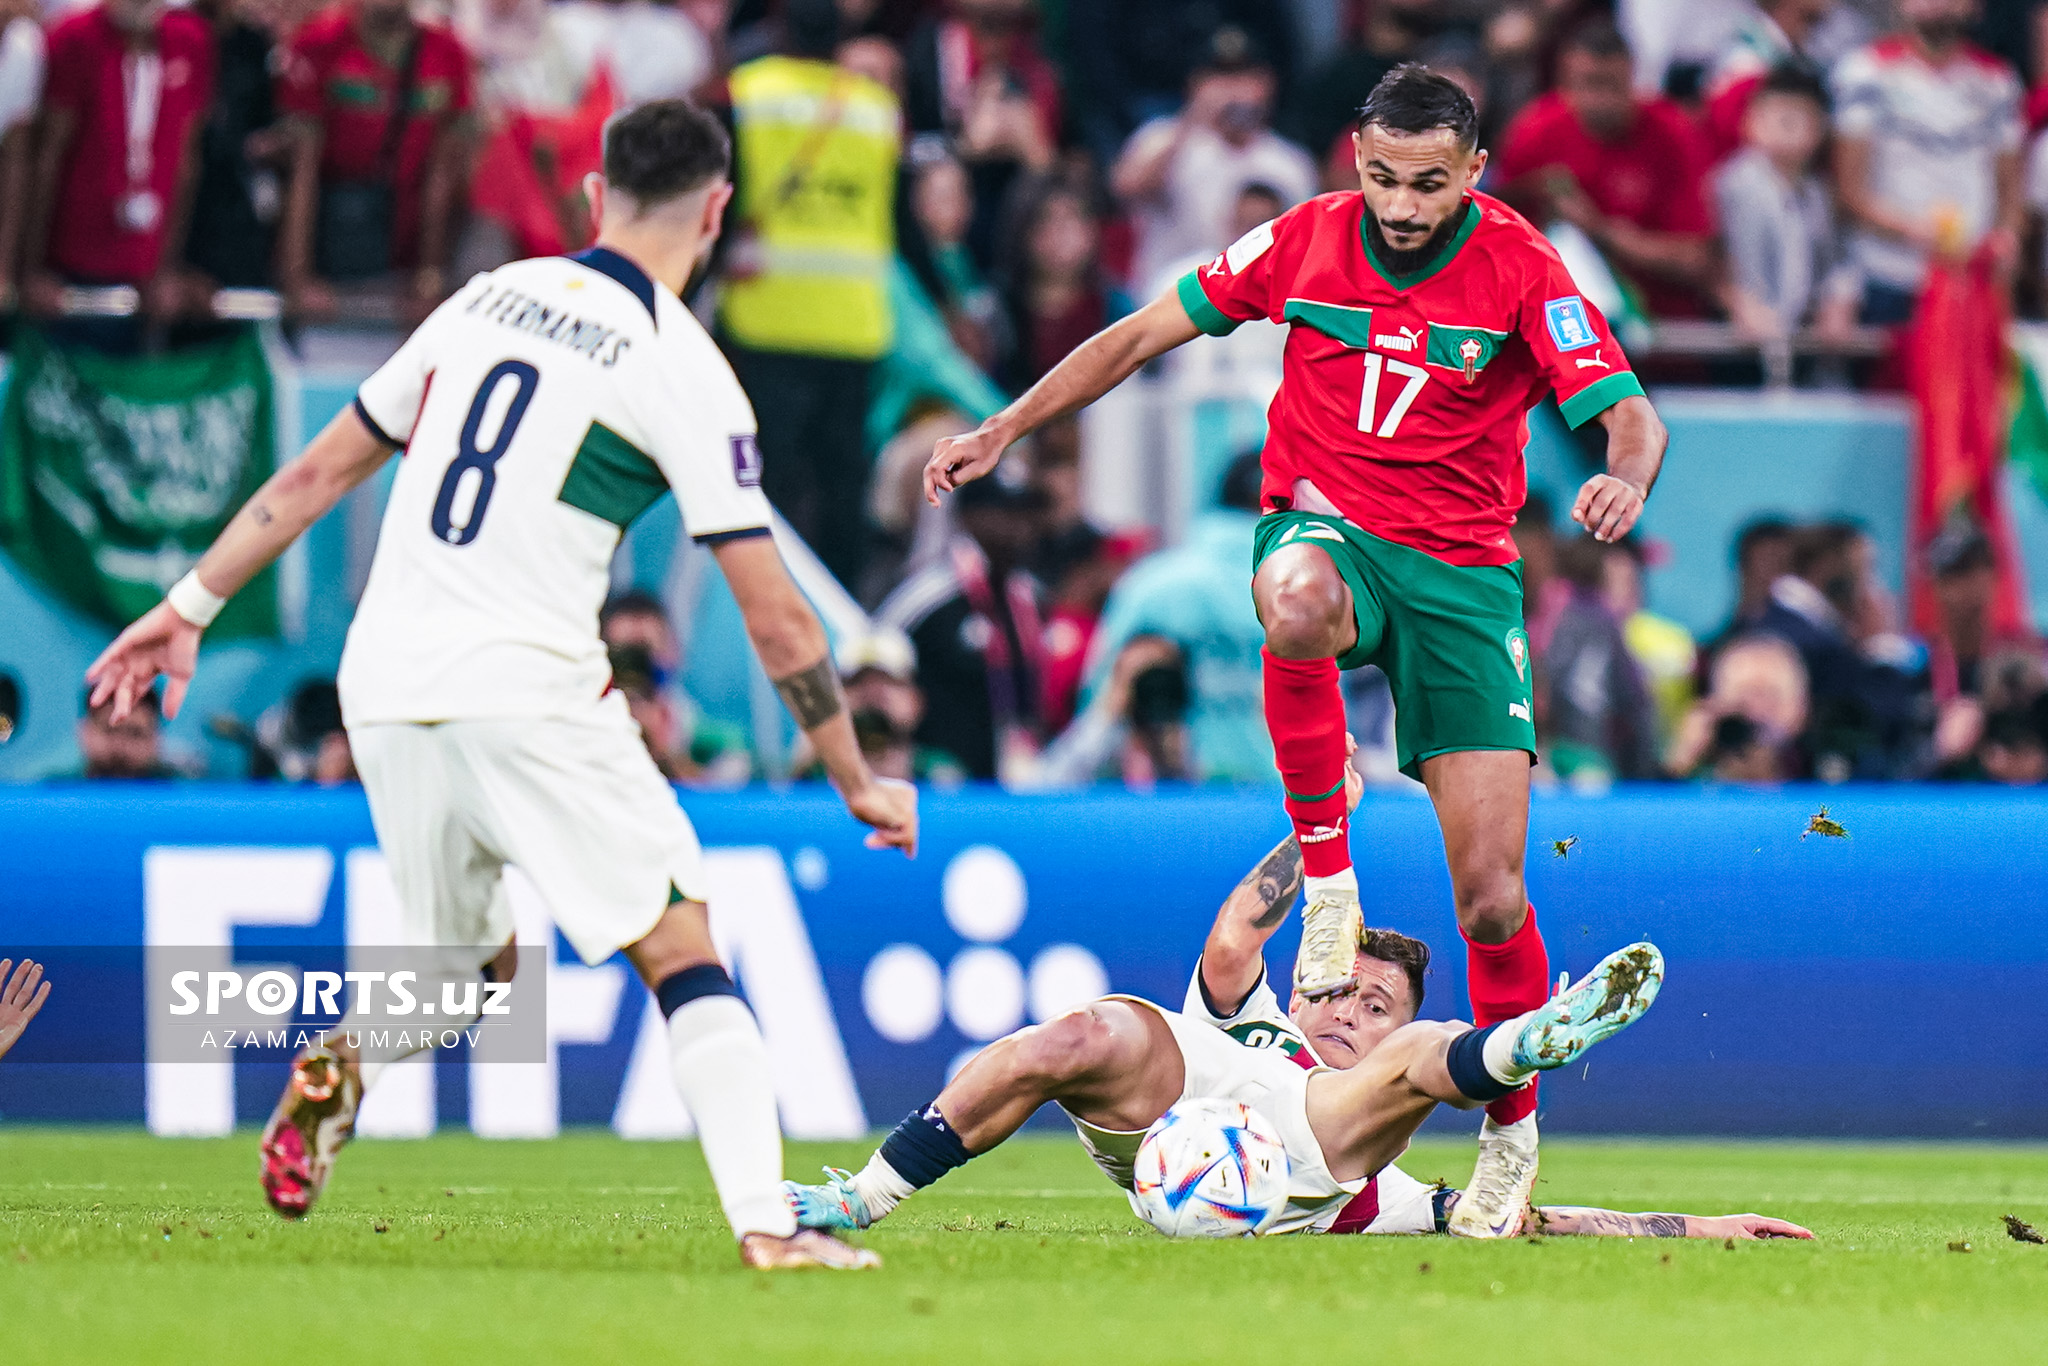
[2,1130,2045,1364]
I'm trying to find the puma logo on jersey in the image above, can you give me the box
[1373,325,1423,352]
[1509,701,1532,721]
[1575,349,1612,371]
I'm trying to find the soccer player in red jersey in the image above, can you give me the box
[923,65,1668,1237]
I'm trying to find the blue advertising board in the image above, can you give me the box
[0,785,2043,1138]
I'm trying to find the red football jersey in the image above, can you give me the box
[1178,190,1644,567]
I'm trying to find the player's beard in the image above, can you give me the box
[1364,199,1471,277]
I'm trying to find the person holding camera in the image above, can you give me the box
[1109,26,1315,295]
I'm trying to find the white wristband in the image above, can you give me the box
[167,570,227,628]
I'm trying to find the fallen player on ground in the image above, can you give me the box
[788,758,1809,1242]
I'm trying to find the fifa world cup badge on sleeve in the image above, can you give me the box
[1544,296,1598,351]
[730,434,764,488]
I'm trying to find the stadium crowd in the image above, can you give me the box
[1,0,2045,788]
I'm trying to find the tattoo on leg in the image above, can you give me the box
[774,654,845,730]
[1243,838,1305,929]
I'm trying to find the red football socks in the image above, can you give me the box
[1463,905,1548,1126]
[1262,648,1352,878]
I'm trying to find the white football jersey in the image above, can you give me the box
[338,249,772,726]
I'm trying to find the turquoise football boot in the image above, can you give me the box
[1511,940,1665,1073]
[783,1166,874,1232]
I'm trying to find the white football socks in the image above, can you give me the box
[1304,867,1359,900]
[1482,1010,1541,1089]
[667,995,798,1239]
[847,1152,917,1224]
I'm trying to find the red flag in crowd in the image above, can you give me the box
[469,67,618,260]
[1903,258,2030,640]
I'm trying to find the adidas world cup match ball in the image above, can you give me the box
[1130,1098,1290,1238]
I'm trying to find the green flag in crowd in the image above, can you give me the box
[0,325,279,639]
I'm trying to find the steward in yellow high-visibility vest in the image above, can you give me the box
[714,0,902,590]
[719,55,901,361]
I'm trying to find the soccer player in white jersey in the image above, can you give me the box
[87,101,916,1272]
[786,753,1809,1244]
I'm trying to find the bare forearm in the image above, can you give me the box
[1597,395,1666,497]
[1532,1207,1695,1237]
[416,127,465,272]
[279,130,320,280]
[1593,219,1713,286]
[21,115,72,274]
[1198,835,1302,1012]
[194,409,393,596]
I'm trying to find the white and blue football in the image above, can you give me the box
[1130,1098,1290,1238]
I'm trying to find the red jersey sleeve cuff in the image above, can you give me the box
[1558,371,1646,429]
[1176,270,1243,337]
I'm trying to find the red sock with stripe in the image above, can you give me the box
[1462,905,1548,1126]
[1262,647,1352,878]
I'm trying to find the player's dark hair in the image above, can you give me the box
[602,100,730,207]
[782,0,840,60]
[1356,64,1479,152]
[1756,60,1830,111]
[1561,19,1632,62]
[1361,927,1431,1013]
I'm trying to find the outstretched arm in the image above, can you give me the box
[1198,739,1363,1014]
[923,290,1201,504]
[1529,1205,1812,1240]
[86,406,398,721]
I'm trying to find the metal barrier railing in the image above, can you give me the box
[48,285,406,327]
[1635,320,1894,390]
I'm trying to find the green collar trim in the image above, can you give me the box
[1359,197,1477,289]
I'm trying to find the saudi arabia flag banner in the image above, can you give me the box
[0,325,279,638]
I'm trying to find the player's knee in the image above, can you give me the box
[1454,876,1526,943]
[1255,554,1348,659]
[1012,1006,1124,1088]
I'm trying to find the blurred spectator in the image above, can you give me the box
[1035,517,1140,734]
[183,0,287,293]
[1665,633,1812,781]
[1975,699,2048,783]
[278,0,474,318]
[268,679,355,784]
[1602,535,1698,742]
[1065,2,1298,174]
[1756,521,1933,779]
[719,0,900,589]
[876,473,1047,782]
[1701,0,1839,162]
[1714,63,1861,342]
[996,169,1131,393]
[1493,20,1716,318]
[911,149,1002,372]
[1832,0,2024,325]
[21,0,215,326]
[905,0,1058,263]
[830,627,967,784]
[1514,491,1569,666]
[864,404,974,606]
[74,686,176,779]
[0,672,19,745]
[0,958,50,1064]
[1619,0,1751,101]
[1544,533,1662,784]
[0,0,43,312]
[1925,524,2046,765]
[453,0,585,115]
[1280,0,1430,174]
[1109,25,1315,294]
[551,0,716,107]
[1701,516,1797,675]
[1035,634,1195,789]
[600,589,752,784]
[1077,450,1271,783]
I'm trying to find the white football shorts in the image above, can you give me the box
[349,690,709,966]
[1063,997,1367,1236]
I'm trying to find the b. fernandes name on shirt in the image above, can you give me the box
[466,286,633,367]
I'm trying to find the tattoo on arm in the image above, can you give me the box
[1538,1207,1691,1238]
[250,502,275,527]
[1641,1213,1689,1239]
[773,654,845,731]
[1242,838,1304,929]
